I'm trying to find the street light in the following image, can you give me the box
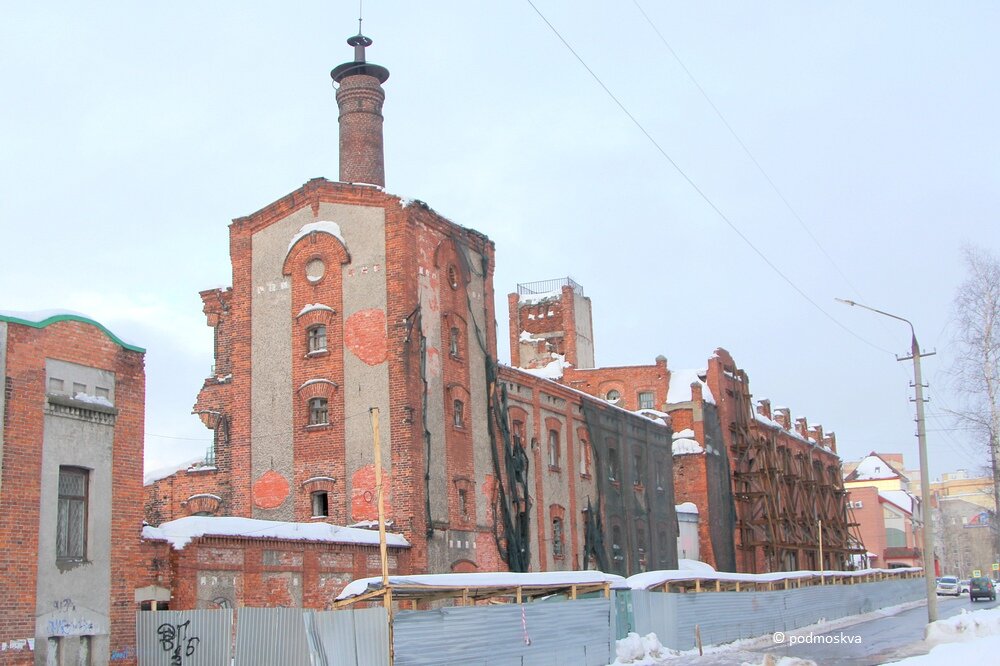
[836,298,938,623]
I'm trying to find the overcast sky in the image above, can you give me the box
[3,1,997,480]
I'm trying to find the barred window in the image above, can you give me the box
[638,391,654,410]
[57,467,88,562]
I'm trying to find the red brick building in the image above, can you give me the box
[508,284,859,573]
[144,33,678,585]
[0,312,147,665]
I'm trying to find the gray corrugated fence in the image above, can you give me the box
[235,607,310,666]
[628,577,925,651]
[392,598,613,666]
[136,609,232,666]
[304,607,389,666]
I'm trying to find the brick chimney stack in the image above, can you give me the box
[331,33,390,187]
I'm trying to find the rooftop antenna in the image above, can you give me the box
[358,0,363,35]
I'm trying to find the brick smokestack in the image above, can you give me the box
[331,34,390,187]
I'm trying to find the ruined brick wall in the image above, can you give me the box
[144,467,225,525]
[166,536,409,610]
[562,356,669,412]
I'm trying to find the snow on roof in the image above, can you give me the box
[73,392,113,407]
[880,490,915,514]
[752,411,813,446]
[672,439,704,456]
[518,330,544,343]
[676,502,699,514]
[286,221,346,256]
[666,368,715,405]
[336,570,627,601]
[143,456,206,486]
[672,428,695,440]
[520,354,571,380]
[518,290,561,305]
[850,453,903,481]
[625,566,923,590]
[142,516,410,551]
[634,409,669,426]
[0,309,144,352]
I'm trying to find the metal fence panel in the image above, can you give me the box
[136,610,232,666]
[306,607,389,666]
[235,607,310,666]
[393,599,612,666]
[631,578,924,651]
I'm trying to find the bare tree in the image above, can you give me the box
[950,246,1000,563]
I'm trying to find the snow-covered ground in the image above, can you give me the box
[881,606,1000,665]
[607,600,1000,665]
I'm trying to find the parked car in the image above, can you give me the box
[960,579,971,594]
[936,576,961,596]
[970,577,996,602]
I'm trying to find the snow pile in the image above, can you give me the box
[143,457,206,486]
[675,503,699,515]
[672,428,695,439]
[924,606,1000,643]
[666,369,715,405]
[518,330,544,342]
[672,439,704,455]
[519,290,560,305]
[143,516,410,550]
[883,635,1000,665]
[740,657,817,666]
[850,454,899,481]
[521,353,571,380]
[611,632,673,665]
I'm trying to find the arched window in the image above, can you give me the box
[308,397,328,425]
[579,439,591,477]
[453,400,465,428]
[608,445,619,482]
[449,327,461,357]
[307,325,327,353]
[552,517,564,557]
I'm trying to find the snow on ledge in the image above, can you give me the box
[143,457,206,486]
[672,428,695,440]
[297,303,335,317]
[626,566,922,590]
[520,353,571,380]
[286,221,346,257]
[142,516,410,551]
[676,502,699,514]
[336,570,627,601]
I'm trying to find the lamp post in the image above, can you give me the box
[836,298,937,623]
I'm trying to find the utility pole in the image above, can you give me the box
[837,299,938,622]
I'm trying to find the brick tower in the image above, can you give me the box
[331,33,390,186]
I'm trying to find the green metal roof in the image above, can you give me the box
[0,312,145,353]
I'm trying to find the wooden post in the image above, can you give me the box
[570,585,578,600]
[695,625,703,656]
[695,579,701,594]
[370,408,393,666]
[818,520,825,585]
[517,587,523,604]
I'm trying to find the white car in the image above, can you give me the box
[936,576,961,596]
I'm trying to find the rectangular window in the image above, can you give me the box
[309,398,329,425]
[608,447,619,482]
[638,391,655,410]
[72,382,87,397]
[458,488,468,517]
[449,327,460,357]
[453,400,464,428]
[311,491,329,518]
[548,429,560,468]
[308,325,327,353]
[633,452,644,486]
[94,386,110,401]
[57,467,88,562]
[579,441,591,477]
[48,377,64,393]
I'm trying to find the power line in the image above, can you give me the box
[523,0,892,356]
